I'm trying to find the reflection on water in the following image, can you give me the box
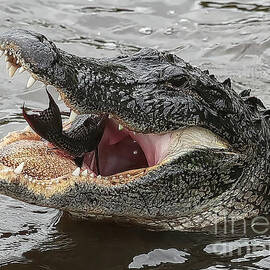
[129,248,189,268]
[0,0,270,269]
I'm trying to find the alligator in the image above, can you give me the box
[0,29,269,231]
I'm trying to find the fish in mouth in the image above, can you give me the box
[22,90,107,173]
[0,29,269,231]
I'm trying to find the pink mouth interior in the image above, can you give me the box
[83,119,171,176]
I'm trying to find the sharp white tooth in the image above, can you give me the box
[82,169,88,176]
[0,50,3,57]
[133,132,136,135]
[5,56,9,62]
[57,94,62,101]
[90,173,95,178]
[118,124,123,131]
[6,62,11,70]
[26,76,36,88]
[14,162,25,174]
[108,114,113,119]
[97,175,102,179]
[9,65,18,78]
[18,67,25,73]
[4,50,8,55]
[0,168,11,173]
[69,111,77,122]
[16,59,19,65]
[72,167,80,176]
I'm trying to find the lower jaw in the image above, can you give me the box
[0,123,172,186]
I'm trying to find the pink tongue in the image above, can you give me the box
[130,133,171,166]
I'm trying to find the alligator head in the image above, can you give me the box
[0,29,269,231]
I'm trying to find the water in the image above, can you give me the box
[0,0,270,269]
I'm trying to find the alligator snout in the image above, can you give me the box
[0,29,59,73]
[23,90,106,172]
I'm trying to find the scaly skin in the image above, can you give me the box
[0,29,269,231]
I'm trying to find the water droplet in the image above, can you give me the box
[133,150,138,155]
[139,27,153,35]
[164,27,174,35]
[104,42,117,50]
[168,10,175,15]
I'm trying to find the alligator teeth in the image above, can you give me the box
[16,59,19,65]
[57,94,62,101]
[118,124,123,131]
[14,162,25,174]
[6,62,12,70]
[97,175,102,179]
[26,76,36,88]
[9,65,18,78]
[18,67,25,74]
[69,111,77,122]
[90,173,95,178]
[72,167,80,176]
[108,114,113,119]
[4,50,8,55]
[81,169,88,176]
[0,168,12,173]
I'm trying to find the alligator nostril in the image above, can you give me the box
[37,34,46,43]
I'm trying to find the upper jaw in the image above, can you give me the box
[0,29,238,138]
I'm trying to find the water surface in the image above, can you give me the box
[0,0,270,269]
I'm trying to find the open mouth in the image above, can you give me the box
[0,44,231,188]
[89,118,170,176]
